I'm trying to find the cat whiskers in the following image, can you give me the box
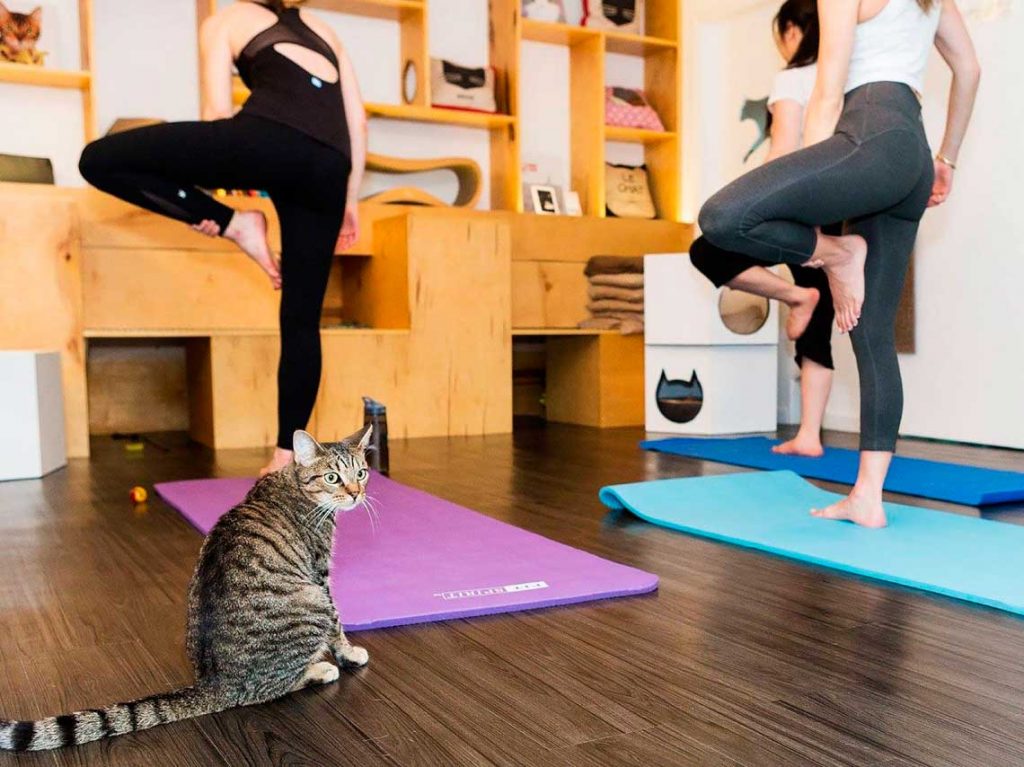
[361,493,382,537]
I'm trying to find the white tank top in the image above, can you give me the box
[845,0,942,94]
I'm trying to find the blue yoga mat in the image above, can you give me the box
[640,436,1024,507]
[600,471,1024,615]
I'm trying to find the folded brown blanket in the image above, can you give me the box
[584,255,644,277]
[589,273,644,289]
[588,285,644,303]
[588,299,646,314]
[579,316,644,335]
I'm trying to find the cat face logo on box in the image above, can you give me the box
[583,0,644,34]
[430,58,498,114]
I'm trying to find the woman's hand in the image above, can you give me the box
[928,160,954,207]
[337,204,359,252]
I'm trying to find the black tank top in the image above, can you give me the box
[235,6,350,155]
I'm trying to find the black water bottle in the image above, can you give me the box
[362,396,389,476]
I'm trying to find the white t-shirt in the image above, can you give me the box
[768,64,817,111]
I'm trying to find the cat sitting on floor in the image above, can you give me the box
[0,3,46,65]
[0,428,374,752]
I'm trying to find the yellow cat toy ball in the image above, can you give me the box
[129,486,148,504]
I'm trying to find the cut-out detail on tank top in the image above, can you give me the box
[236,7,339,79]
[272,42,339,84]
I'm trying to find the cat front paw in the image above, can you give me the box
[337,644,370,669]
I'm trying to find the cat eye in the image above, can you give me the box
[323,472,341,485]
[357,468,369,482]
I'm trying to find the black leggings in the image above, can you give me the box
[79,115,350,449]
[695,83,933,452]
[690,223,842,371]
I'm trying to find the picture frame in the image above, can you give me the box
[530,184,561,215]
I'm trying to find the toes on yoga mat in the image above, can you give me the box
[600,470,1024,615]
[640,436,1024,506]
[156,474,657,631]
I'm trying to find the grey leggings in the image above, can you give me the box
[698,82,933,451]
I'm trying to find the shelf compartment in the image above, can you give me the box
[0,62,91,90]
[366,102,515,129]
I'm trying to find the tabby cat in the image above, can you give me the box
[0,3,44,65]
[0,428,373,752]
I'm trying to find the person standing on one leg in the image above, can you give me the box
[79,0,368,475]
[694,0,980,527]
[691,0,839,458]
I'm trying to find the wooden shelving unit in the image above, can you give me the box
[0,0,96,140]
[198,0,680,220]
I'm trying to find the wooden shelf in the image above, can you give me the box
[84,327,409,339]
[232,77,514,129]
[306,0,423,20]
[604,30,677,56]
[366,102,515,129]
[0,61,91,90]
[521,19,597,46]
[604,126,676,144]
[512,328,617,337]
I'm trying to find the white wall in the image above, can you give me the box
[2,0,642,207]
[684,1,1024,450]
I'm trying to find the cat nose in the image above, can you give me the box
[344,483,361,497]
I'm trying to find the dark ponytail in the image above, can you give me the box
[774,0,820,69]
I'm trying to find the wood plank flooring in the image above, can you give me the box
[0,423,1022,766]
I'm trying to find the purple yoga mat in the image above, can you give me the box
[155,474,658,631]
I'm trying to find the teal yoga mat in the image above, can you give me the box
[599,471,1024,615]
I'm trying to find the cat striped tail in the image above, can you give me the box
[0,686,225,751]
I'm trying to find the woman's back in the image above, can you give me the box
[847,0,942,93]
[215,2,349,153]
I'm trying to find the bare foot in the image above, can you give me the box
[224,210,282,290]
[810,492,887,528]
[772,435,825,458]
[260,447,294,477]
[786,287,820,341]
[820,235,867,334]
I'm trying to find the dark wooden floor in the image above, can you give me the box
[2,423,1024,767]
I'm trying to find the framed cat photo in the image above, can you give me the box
[530,184,561,215]
[522,0,565,22]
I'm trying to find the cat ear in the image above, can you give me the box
[29,7,42,23]
[0,3,10,21]
[292,430,324,467]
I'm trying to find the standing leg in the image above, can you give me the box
[774,263,837,457]
[262,197,345,474]
[811,212,924,527]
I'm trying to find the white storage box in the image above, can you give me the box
[644,253,778,345]
[0,351,67,481]
[645,344,778,435]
